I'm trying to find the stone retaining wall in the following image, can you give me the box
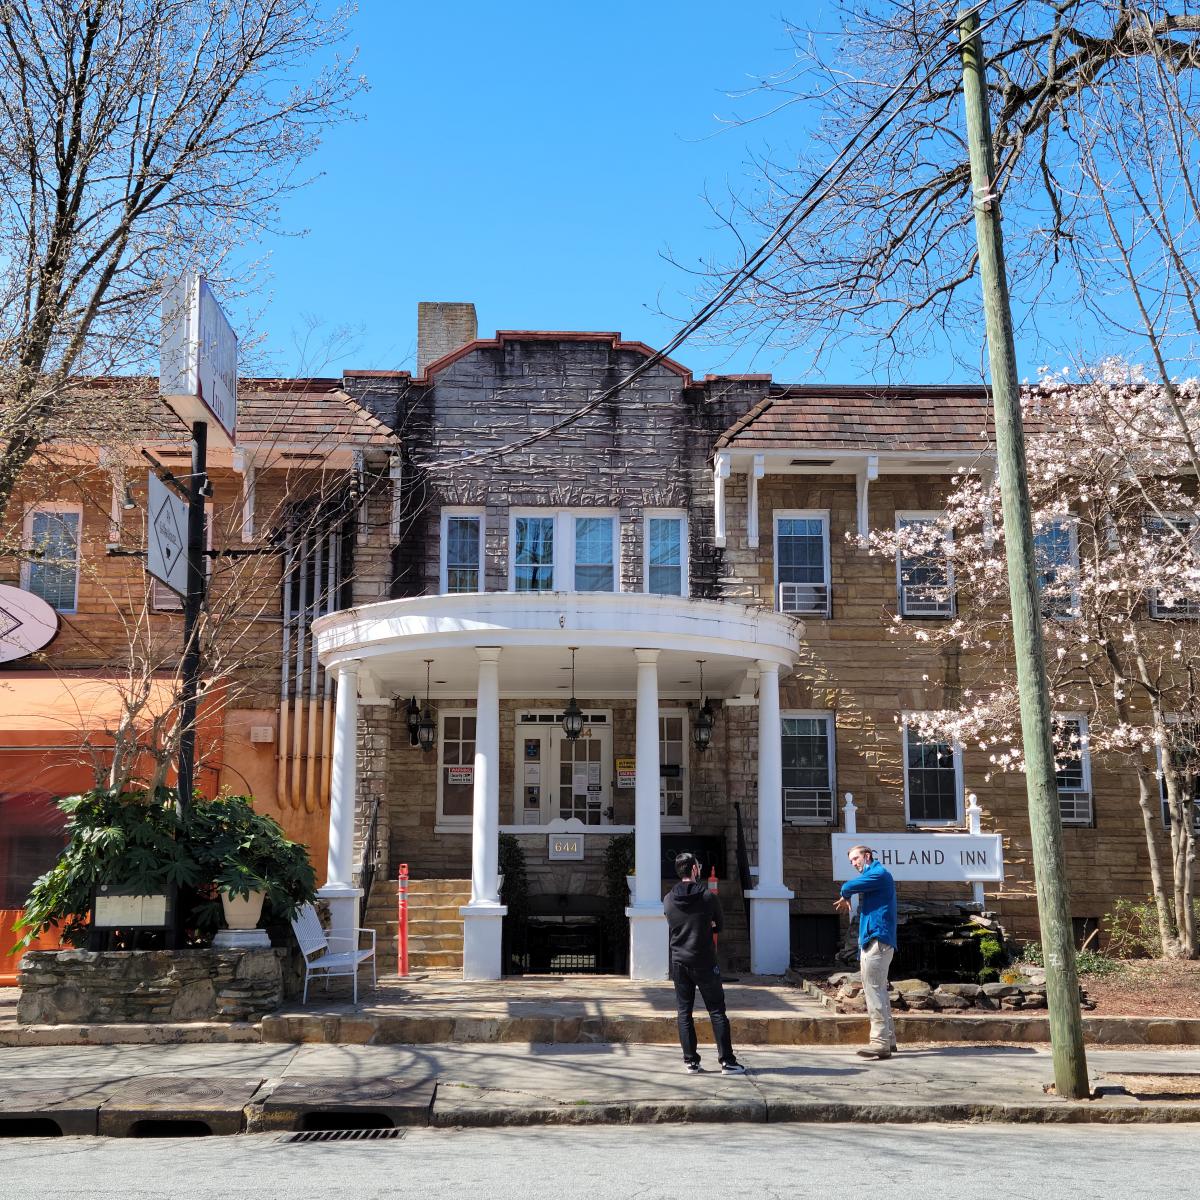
[824,971,1095,1013]
[17,948,299,1025]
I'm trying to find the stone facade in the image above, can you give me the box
[17,948,299,1024]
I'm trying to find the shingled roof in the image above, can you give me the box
[716,385,998,454]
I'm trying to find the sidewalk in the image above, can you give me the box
[2,1039,1200,1133]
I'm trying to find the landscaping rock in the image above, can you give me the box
[893,978,932,994]
[939,983,983,998]
[931,991,971,1010]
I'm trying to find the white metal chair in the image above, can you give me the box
[290,904,376,1004]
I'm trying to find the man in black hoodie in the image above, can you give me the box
[664,851,745,1074]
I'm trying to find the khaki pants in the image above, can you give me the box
[861,939,896,1050]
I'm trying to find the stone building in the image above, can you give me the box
[309,304,1189,980]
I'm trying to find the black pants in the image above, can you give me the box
[672,961,736,1065]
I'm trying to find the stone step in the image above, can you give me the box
[406,879,472,895]
[408,951,463,970]
[406,934,464,954]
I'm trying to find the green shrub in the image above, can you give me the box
[498,833,530,927]
[16,787,198,948]
[602,833,635,970]
[15,788,316,949]
[1017,940,1122,977]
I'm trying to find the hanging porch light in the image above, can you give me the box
[561,646,585,741]
[417,659,437,753]
[404,695,421,747]
[692,659,716,752]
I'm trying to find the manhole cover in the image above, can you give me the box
[283,1081,402,1102]
[144,1081,227,1102]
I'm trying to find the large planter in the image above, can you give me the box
[220,889,266,931]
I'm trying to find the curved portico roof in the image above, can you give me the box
[312,592,803,700]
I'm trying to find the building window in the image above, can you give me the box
[441,510,484,594]
[513,515,555,592]
[437,711,476,825]
[1054,714,1093,826]
[782,712,835,823]
[1035,517,1079,619]
[574,516,615,592]
[1146,515,1200,618]
[660,709,689,824]
[902,722,962,824]
[21,505,82,613]
[895,513,954,618]
[775,512,831,616]
[644,512,687,596]
[510,510,618,593]
[1156,722,1200,831]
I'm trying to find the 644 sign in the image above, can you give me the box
[146,472,188,597]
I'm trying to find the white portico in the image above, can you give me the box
[312,592,802,980]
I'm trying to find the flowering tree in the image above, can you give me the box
[864,366,1200,958]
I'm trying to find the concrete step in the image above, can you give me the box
[407,879,472,895]
[409,951,463,969]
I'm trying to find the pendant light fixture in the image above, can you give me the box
[692,659,716,752]
[404,695,421,747]
[417,659,437,753]
[561,646,585,741]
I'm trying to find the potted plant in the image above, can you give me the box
[186,796,317,945]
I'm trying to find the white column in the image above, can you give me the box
[627,648,668,979]
[461,646,506,979]
[713,452,730,547]
[317,660,363,953]
[746,659,794,974]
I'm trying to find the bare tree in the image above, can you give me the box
[695,1,1200,376]
[0,0,361,525]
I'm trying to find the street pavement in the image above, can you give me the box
[0,1121,1191,1199]
[2,1040,1199,1129]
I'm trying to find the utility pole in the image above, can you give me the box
[176,419,209,819]
[957,7,1090,1099]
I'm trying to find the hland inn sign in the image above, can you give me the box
[830,832,1005,883]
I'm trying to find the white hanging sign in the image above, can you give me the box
[0,584,59,663]
[159,274,238,446]
[831,832,1004,883]
[146,473,189,597]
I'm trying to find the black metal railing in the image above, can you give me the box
[733,801,753,935]
[355,798,382,923]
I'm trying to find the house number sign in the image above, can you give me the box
[548,835,584,861]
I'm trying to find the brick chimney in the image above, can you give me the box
[417,302,478,375]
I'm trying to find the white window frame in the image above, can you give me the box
[895,511,955,618]
[152,503,213,612]
[1053,713,1093,826]
[901,717,964,826]
[436,707,477,827]
[1146,514,1200,619]
[440,507,486,595]
[21,502,83,613]
[1155,715,1200,832]
[781,710,836,825]
[659,706,690,828]
[643,509,688,597]
[508,508,620,593]
[774,510,831,617]
[1035,515,1080,620]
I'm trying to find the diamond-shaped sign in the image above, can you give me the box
[146,472,189,596]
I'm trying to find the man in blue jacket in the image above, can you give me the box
[834,844,898,1060]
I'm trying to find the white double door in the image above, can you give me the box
[515,712,613,826]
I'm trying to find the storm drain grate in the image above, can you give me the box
[282,1128,407,1144]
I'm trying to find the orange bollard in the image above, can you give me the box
[397,864,409,977]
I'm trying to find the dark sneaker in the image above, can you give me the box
[856,1047,891,1060]
[685,1061,702,1074]
[720,1061,746,1075]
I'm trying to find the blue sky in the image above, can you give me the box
[246,3,1081,386]
[252,2,860,382]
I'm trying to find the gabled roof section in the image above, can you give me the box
[417,330,693,385]
[716,385,997,453]
[236,379,397,452]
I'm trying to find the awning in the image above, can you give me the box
[0,672,186,747]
